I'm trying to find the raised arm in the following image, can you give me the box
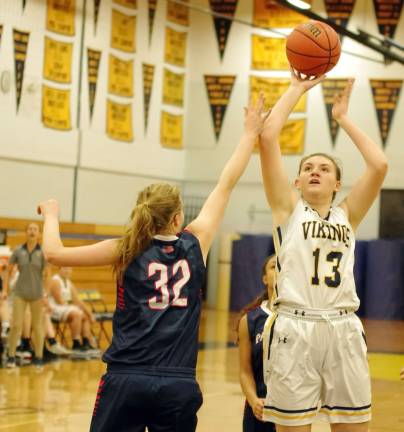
[335,79,388,230]
[37,200,119,267]
[259,71,324,226]
[186,94,269,262]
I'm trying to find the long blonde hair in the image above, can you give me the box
[115,183,182,282]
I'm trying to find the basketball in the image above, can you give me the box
[286,20,341,76]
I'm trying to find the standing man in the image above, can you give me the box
[3,222,49,370]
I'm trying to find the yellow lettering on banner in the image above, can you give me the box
[108,54,134,97]
[167,0,189,26]
[162,68,185,107]
[161,111,183,149]
[251,35,289,70]
[253,0,311,28]
[113,0,137,9]
[107,99,133,142]
[111,9,136,53]
[44,37,73,84]
[164,27,187,67]
[250,76,306,112]
[46,0,76,36]
[42,85,71,130]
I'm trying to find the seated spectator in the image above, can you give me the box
[49,267,100,358]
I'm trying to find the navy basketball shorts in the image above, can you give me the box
[90,369,203,432]
[243,401,276,432]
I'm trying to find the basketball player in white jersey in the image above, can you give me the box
[259,71,388,432]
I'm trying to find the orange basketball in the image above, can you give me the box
[286,20,341,76]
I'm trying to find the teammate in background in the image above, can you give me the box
[259,72,387,432]
[37,95,269,432]
[238,255,276,432]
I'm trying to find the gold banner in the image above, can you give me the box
[164,27,187,67]
[107,99,133,142]
[370,79,402,147]
[87,48,101,121]
[161,111,183,149]
[250,76,306,112]
[373,0,404,38]
[108,54,134,98]
[142,63,155,131]
[44,37,73,84]
[163,68,185,107]
[113,0,137,8]
[280,119,305,154]
[46,0,75,36]
[167,0,189,26]
[253,0,311,28]
[251,35,288,70]
[13,29,30,112]
[42,85,71,130]
[111,9,136,53]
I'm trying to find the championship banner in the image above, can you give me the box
[43,37,73,84]
[113,0,137,8]
[42,85,71,130]
[167,0,189,26]
[280,119,305,154]
[164,27,187,67]
[46,0,76,36]
[161,111,183,149]
[163,68,185,107]
[94,0,101,34]
[253,0,311,28]
[373,0,403,38]
[148,0,157,44]
[250,76,306,112]
[142,63,155,131]
[111,9,136,53]
[204,75,236,140]
[324,0,356,28]
[251,35,288,70]
[108,54,134,98]
[107,99,133,142]
[13,29,30,112]
[209,0,238,60]
[370,79,402,147]
[321,79,350,146]
[87,48,101,121]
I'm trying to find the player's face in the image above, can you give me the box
[26,223,40,242]
[263,256,276,298]
[295,156,340,203]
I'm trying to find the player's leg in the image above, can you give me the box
[331,423,369,432]
[30,298,45,365]
[276,426,312,432]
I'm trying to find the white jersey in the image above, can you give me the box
[50,274,73,305]
[273,199,359,311]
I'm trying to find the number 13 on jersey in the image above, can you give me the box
[311,248,343,288]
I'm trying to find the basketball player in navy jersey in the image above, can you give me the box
[37,94,269,432]
[259,71,387,432]
[238,255,276,432]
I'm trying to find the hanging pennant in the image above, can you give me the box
[108,54,134,97]
[111,9,136,53]
[324,0,356,28]
[162,68,185,107]
[87,48,101,121]
[161,111,183,149]
[321,79,350,147]
[251,35,288,70]
[0,25,3,49]
[13,29,30,112]
[209,0,238,60]
[43,37,73,84]
[373,0,404,38]
[204,75,236,140]
[142,63,155,132]
[370,79,402,147]
[164,27,187,67]
[107,99,133,142]
[23,0,27,11]
[94,0,101,34]
[42,85,71,130]
[167,0,189,27]
[148,0,157,45]
[253,0,311,28]
[46,0,76,36]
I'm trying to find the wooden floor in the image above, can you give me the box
[1,309,404,431]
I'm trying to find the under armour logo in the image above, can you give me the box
[278,337,288,344]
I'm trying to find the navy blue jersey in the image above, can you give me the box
[103,230,205,370]
[247,301,272,398]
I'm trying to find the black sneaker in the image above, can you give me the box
[43,347,59,363]
[32,357,44,372]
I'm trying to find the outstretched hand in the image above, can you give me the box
[332,78,355,121]
[37,199,60,219]
[290,67,325,92]
[244,93,271,136]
